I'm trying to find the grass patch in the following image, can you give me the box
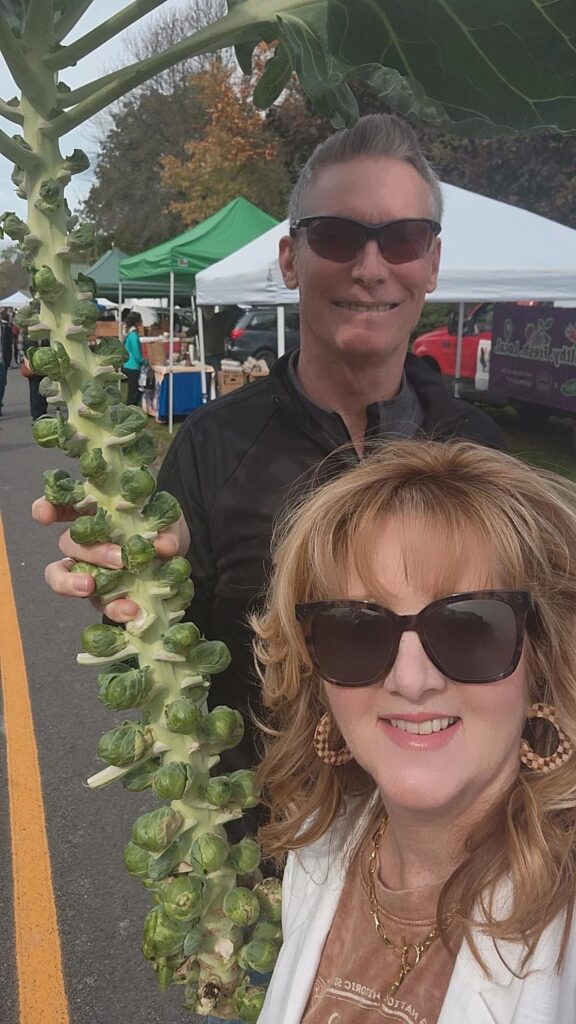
[482,404,576,482]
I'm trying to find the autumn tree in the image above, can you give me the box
[0,245,28,299]
[161,58,290,224]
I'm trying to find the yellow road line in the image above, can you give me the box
[0,513,70,1024]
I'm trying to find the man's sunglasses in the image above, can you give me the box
[289,216,441,265]
[296,591,531,686]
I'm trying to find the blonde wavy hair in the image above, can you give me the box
[252,439,576,968]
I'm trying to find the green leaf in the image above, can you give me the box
[253,41,293,109]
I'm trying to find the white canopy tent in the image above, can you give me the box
[0,289,31,306]
[196,183,576,382]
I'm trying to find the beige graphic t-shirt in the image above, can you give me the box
[302,836,461,1024]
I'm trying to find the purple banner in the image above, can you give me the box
[489,304,576,413]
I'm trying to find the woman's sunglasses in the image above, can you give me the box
[296,591,531,686]
[289,216,441,265]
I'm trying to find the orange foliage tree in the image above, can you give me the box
[161,58,290,224]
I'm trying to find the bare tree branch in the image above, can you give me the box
[0,125,39,170]
[43,7,251,138]
[45,0,170,71]
[0,99,24,126]
[53,0,96,43]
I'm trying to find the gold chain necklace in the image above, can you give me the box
[367,817,445,998]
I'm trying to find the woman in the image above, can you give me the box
[122,311,146,406]
[253,439,576,1024]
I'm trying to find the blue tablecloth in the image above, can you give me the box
[156,371,203,419]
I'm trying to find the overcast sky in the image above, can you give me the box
[0,0,184,233]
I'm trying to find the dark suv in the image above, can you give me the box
[224,307,300,367]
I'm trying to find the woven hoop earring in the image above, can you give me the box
[520,702,574,773]
[313,712,353,766]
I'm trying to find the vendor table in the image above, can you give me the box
[141,364,213,421]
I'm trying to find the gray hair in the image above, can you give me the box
[288,113,443,224]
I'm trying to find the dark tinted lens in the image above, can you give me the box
[378,221,435,264]
[306,218,367,262]
[310,605,395,685]
[423,598,520,683]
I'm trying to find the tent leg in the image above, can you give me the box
[169,271,174,434]
[277,305,286,358]
[453,302,465,398]
[197,306,209,402]
[118,281,123,340]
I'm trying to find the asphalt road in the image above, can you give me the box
[0,371,198,1024]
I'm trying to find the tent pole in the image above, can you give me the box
[169,270,174,434]
[453,301,465,398]
[277,305,286,358]
[118,280,123,340]
[197,306,208,403]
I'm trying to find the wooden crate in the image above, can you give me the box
[217,370,245,395]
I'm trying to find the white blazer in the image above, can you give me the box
[259,810,576,1024]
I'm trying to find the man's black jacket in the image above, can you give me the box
[157,352,505,774]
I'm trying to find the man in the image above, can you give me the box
[34,114,503,785]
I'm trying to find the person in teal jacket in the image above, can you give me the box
[122,311,146,405]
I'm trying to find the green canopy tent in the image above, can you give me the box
[119,197,278,430]
[87,247,193,303]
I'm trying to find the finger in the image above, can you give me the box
[44,558,96,598]
[153,516,190,559]
[31,496,78,526]
[94,598,141,623]
[58,531,124,569]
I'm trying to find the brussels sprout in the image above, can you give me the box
[120,431,157,467]
[81,623,129,657]
[204,776,233,808]
[131,806,184,853]
[33,264,65,303]
[142,907,187,959]
[79,379,109,416]
[70,562,124,597]
[146,837,188,882]
[161,623,200,656]
[164,579,195,613]
[143,491,181,533]
[68,223,96,254]
[10,166,25,190]
[15,300,40,329]
[71,299,99,329]
[0,212,29,241]
[97,663,152,709]
[29,341,70,381]
[122,759,158,792]
[189,833,229,874]
[43,468,84,507]
[97,721,153,767]
[153,557,192,590]
[32,415,59,447]
[252,921,282,943]
[35,178,62,213]
[252,877,282,923]
[119,467,156,505]
[182,926,202,957]
[234,983,267,1023]
[70,507,112,544]
[238,938,278,974]
[205,708,244,751]
[223,887,260,927]
[74,271,97,299]
[28,320,52,340]
[227,838,261,875]
[93,337,128,370]
[164,697,204,736]
[185,639,231,676]
[121,534,156,574]
[123,841,151,879]
[56,412,87,458]
[152,762,188,800]
[79,447,110,484]
[228,769,260,810]
[38,377,62,401]
[63,148,90,175]
[160,875,204,924]
[110,404,148,438]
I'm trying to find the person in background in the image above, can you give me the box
[34,113,504,808]
[0,318,6,417]
[254,439,576,1024]
[122,311,146,406]
[1,309,12,371]
[21,333,49,421]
